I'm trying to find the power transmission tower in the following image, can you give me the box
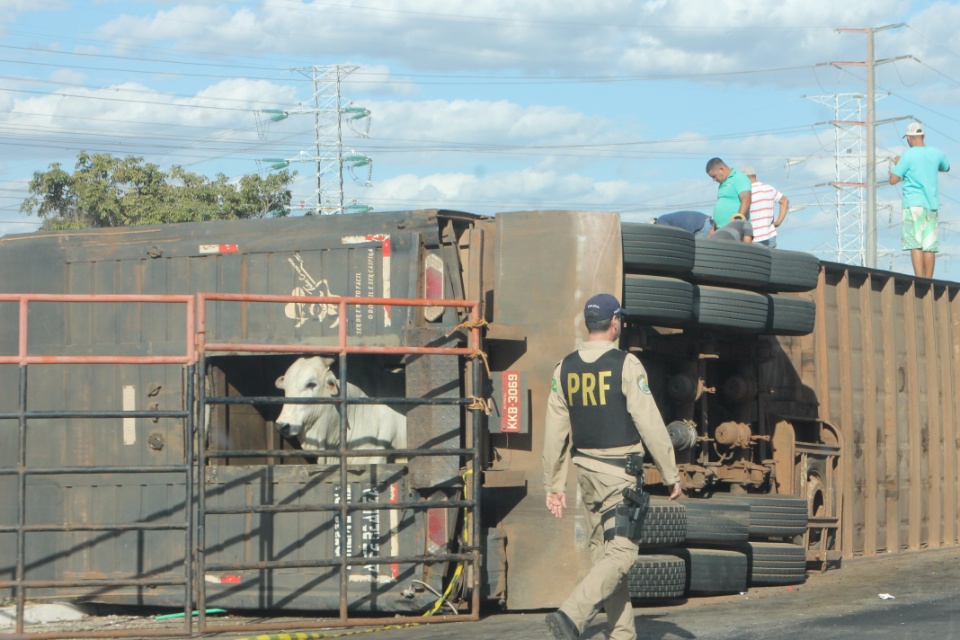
[808,94,867,265]
[830,24,908,267]
[261,65,372,215]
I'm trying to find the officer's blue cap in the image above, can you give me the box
[584,293,624,322]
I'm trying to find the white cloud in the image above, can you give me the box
[91,0,907,79]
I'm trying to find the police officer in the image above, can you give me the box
[543,293,682,640]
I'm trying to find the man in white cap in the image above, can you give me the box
[543,293,681,640]
[890,122,950,278]
[741,166,789,248]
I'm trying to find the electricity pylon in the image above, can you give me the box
[261,65,372,215]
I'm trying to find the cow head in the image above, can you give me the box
[274,356,340,442]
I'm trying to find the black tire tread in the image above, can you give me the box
[627,554,686,599]
[623,275,695,326]
[667,547,748,596]
[636,500,687,548]
[765,294,816,336]
[694,286,769,332]
[763,249,821,292]
[743,541,807,586]
[622,223,696,274]
[691,239,772,287]
[711,495,808,537]
[681,499,750,546]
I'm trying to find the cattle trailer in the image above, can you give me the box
[0,209,958,637]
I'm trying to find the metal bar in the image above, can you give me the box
[0,577,187,589]
[204,499,474,515]
[203,448,473,459]
[7,410,189,419]
[922,289,941,548]
[11,465,190,475]
[14,364,26,636]
[205,552,475,572]
[0,293,194,303]
[200,343,477,356]
[860,276,878,556]
[470,301,483,617]
[880,276,900,554]
[203,395,471,406]
[814,268,832,428]
[337,347,349,623]
[183,363,196,637]
[834,271,856,557]
[903,283,922,550]
[200,293,478,308]
[195,355,209,631]
[0,523,188,533]
[0,355,193,365]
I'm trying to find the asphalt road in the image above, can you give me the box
[8,547,960,639]
[355,547,960,640]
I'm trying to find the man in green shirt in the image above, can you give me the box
[890,122,950,278]
[706,158,752,231]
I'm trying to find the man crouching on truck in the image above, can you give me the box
[543,293,682,640]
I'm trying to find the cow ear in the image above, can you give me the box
[275,376,285,389]
[321,356,337,369]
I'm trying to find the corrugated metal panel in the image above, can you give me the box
[780,263,960,558]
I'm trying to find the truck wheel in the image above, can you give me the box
[622,223,696,275]
[694,286,768,332]
[764,295,816,336]
[712,495,808,537]
[691,239,772,287]
[667,547,748,595]
[623,275,695,326]
[636,500,687,549]
[762,249,821,292]
[627,554,686,599]
[742,541,807,586]
[681,499,750,546]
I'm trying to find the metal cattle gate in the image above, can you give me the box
[0,292,483,639]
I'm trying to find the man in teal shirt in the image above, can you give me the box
[890,122,950,278]
[706,158,752,232]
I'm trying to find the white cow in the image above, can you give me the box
[274,356,407,464]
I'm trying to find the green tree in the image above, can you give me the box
[20,152,297,230]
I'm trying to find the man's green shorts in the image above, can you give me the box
[902,206,940,252]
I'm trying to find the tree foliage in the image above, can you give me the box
[20,152,297,231]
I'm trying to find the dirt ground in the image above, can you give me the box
[4,547,959,640]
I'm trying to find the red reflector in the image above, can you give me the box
[427,508,447,549]
[220,575,242,584]
[424,254,444,321]
[198,244,239,254]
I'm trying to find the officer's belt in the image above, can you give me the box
[571,450,628,469]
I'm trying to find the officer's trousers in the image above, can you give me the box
[559,465,639,640]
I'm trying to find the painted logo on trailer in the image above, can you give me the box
[637,374,651,395]
[284,252,341,329]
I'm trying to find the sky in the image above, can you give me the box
[1,1,959,278]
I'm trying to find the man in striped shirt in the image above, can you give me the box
[741,167,789,248]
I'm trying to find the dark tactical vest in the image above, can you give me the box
[559,349,640,450]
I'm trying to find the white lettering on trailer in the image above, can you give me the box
[502,371,521,433]
[341,234,392,327]
[334,484,387,579]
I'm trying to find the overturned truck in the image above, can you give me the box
[0,209,957,636]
